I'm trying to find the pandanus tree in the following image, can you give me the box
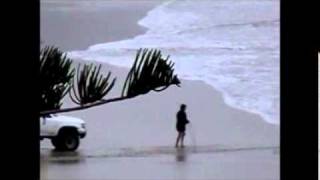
[122,48,180,97]
[40,46,75,112]
[40,46,180,116]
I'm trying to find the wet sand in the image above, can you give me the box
[44,148,279,180]
[40,1,280,180]
[40,0,163,51]
[41,60,280,180]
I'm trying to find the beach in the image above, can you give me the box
[40,1,280,179]
[40,0,162,51]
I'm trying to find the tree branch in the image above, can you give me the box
[153,85,170,92]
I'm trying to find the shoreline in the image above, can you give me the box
[41,0,278,125]
[73,58,279,126]
[61,59,279,149]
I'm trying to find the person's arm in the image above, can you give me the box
[184,113,189,124]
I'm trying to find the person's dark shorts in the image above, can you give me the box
[176,125,186,133]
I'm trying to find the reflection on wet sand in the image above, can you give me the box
[41,146,279,180]
[41,149,85,164]
[41,145,278,162]
[175,148,187,162]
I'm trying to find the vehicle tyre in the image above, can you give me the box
[51,137,61,149]
[52,129,80,151]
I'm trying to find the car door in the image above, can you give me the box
[40,115,57,136]
[40,116,49,137]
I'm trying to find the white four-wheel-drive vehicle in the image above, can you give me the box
[40,114,86,151]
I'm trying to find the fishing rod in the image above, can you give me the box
[188,122,197,152]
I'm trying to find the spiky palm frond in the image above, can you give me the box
[40,47,181,116]
[122,48,180,97]
[40,46,75,112]
[70,63,116,105]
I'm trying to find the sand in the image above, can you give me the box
[40,0,163,51]
[40,1,280,179]
[40,62,280,180]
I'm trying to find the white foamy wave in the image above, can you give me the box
[68,0,279,124]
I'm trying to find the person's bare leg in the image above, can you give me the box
[181,132,185,147]
[175,133,181,148]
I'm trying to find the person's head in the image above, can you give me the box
[180,104,186,111]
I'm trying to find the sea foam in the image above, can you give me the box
[69,0,280,124]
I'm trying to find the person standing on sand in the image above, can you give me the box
[175,104,190,148]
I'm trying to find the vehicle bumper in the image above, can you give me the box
[78,128,86,138]
[79,132,86,138]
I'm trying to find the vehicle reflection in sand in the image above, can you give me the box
[41,149,85,164]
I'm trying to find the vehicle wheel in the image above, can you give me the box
[51,137,61,149]
[61,130,80,151]
[52,130,80,151]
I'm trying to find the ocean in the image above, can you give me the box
[68,0,280,124]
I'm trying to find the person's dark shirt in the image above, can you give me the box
[176,110,189,128]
